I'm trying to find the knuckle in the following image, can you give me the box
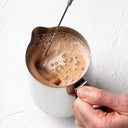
[122,95,128,101]
[121,95,128,109]
[95,89,105,104]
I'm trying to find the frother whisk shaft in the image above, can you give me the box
[44,0,74,57]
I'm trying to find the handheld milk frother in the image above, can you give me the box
[44,0,74,57]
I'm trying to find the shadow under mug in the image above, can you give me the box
[25,26,91,117]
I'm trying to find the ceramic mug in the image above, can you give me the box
[25,26,91,117]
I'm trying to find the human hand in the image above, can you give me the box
[72,86,128,128]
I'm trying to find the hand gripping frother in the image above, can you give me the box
[44,0,74,57]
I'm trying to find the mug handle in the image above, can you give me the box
[74,79,90,93]
[66,78,89,97]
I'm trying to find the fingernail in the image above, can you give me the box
[77,87,90,98]
[75,120,79,126]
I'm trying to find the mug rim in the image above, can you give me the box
[25,26,91,88]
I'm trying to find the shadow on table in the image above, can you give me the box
[48,115,79,128]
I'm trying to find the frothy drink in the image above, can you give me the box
[26,32,90,87]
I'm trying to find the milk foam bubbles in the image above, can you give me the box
[31,32,90,87]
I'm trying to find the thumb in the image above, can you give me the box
[77,86,128,114]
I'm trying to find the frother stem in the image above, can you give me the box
[44,0,74,57]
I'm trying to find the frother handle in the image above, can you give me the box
[67,0,74,6]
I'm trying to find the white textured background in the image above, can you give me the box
[0,0,128,128]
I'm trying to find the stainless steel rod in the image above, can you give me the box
[44,0,74,57]
[44,5,69,57]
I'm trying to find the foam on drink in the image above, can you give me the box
[27,32,91,87]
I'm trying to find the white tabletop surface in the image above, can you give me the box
[0,0,128,128]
